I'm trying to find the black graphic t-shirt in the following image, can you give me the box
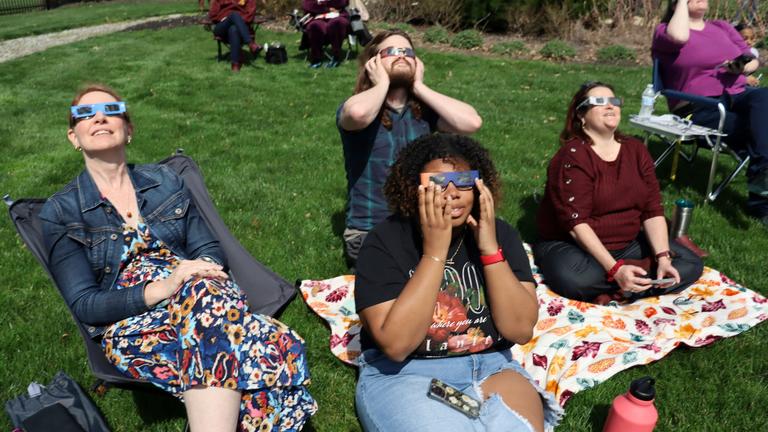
[355,216,536,358]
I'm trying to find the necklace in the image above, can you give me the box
[445,231,465,266]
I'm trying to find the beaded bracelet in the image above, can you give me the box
[606,259,625,282]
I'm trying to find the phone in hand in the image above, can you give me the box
[647,277,676,286]
[427,378,481,418]
[725,54,753,74]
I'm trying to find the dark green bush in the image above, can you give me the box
[540,39,576,60]
[596,44,636,63]
[450,29,484,49]
[424,25,451,44]
[491,40,527,55]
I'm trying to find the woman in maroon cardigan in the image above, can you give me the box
[302,0,349,68]
[208,0,261,72]
[534,81,703,303]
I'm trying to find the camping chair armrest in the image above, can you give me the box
[660,90,720,108]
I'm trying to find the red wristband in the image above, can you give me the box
[606,259,625,282]
[480,248,505,266]
[655,250,671,261]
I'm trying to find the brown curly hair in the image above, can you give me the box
[384,133,501,218]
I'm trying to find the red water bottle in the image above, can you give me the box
[603,376,658,432]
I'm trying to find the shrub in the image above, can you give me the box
[491,40,527,55]
[369,0,463,30]
[596,44,636,63]
[540,39,576,60]
[387,22,416,34]
[424,25,450,44]
[450,29,484,49]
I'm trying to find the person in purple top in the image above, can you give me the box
[302,0,349,68]
[652,0,768,228]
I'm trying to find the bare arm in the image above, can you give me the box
[339,55,390,131]
[359,182,454,362]
[665,0,691,44]
[744,58,760,75]
[468,179,536,343]
[412,58,482,134]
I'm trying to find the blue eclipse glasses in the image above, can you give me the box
[420,170,480,191]
[379,47,416,58]
[576,96,623,110]
[70,101,127,121]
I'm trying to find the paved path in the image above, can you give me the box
[0,14,188,63]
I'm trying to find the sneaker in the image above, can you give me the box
[325,59,341,68]
[248,42,262,56]
[309,61,323,69]
[231,62,241,72]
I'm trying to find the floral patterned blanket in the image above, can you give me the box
[299,245,768,406]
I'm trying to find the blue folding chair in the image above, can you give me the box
[649,58,750,202]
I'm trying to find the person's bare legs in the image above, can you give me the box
[481,371,545,432]
[183,386,242,432]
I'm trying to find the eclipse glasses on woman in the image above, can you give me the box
[70,102,127,122]
[419,170,480,191]
[576,96,623,110]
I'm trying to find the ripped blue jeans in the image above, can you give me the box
[355,349,563,431]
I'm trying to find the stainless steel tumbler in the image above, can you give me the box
[671,199,695,238]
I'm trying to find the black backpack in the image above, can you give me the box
[265,42,288,64]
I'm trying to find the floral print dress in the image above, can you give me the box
[102,223,317,431]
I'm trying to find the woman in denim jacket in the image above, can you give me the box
[39,84,316,432]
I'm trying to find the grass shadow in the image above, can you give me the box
[515,193,540,243]
[130,387,186,426]
[588,403,611,431]
[649,140,753,229]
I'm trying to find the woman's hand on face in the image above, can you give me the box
[655,257,681,289]
[614,264,653,293]
[418,182,453,258]
[466,179,499,255]
[365,54,390,88]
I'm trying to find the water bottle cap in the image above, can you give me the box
[675,198,695,208]
[629,376,656,401]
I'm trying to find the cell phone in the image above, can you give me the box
[726,54,753,74]
[648,277,676,286]
[427,378,481,418]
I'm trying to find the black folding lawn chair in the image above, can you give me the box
[5,150,296,392]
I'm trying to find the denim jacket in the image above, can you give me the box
[39,164,224,338]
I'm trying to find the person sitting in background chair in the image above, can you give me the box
[302,0,350,68]
[207,0,262,72]
[735,23,762,87]
[652,0,768,227]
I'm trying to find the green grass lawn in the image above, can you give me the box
[0,20,767,432]
[0,0,197,41]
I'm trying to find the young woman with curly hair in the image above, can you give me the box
[354,133,562,432]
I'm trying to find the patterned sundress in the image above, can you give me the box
[102,222,317,431]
